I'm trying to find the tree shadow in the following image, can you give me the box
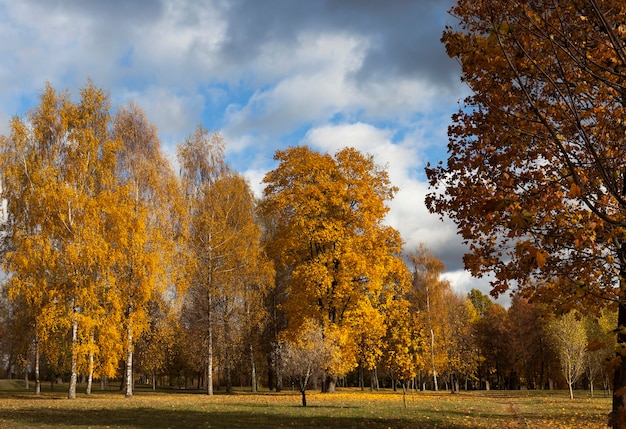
[0,405,473,429]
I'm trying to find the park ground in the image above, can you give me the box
[0,380,611,428]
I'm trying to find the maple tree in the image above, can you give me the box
[261,145,409,393]
[429,0,626,423]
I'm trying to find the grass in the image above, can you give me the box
[0,383,611,428]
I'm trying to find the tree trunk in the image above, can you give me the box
[125,325,133,398]
[373,368,379,391]
[325,374,337,393]
[358,364,364,391]
[68,315,78,400]
[207,293,214,396]
[611,276,626,428]
[275,341,282,392]
[250,345,257,393]
[267,353,274,391]
[34,337,40,395]
[301,389,307,407]
[86,331,94,395]
[568,381,574,400]
[426,286,438,392]
[402,382,407,409]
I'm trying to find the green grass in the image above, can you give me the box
[0,383,611,428]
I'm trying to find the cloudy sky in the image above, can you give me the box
[0,0,506,304]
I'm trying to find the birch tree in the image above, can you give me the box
[178,126,270,394]
[111,102,180,398]
[1,82,121,399]
[548,311,588,399]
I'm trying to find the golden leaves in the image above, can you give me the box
[262,145,409,378]
[1,83,184,395]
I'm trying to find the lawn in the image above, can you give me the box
[0,382,611,428]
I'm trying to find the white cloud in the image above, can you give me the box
[301,121,486,299]
[442,270,511,307]
[223,32,367,136]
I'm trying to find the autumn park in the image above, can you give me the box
[3,0,626,428]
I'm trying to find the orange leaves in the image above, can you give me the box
[430,0,626,325]
[569,182,582,198]
[262,145,409,378]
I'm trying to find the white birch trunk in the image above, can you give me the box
[86,331,94,395]
[34,336,40,395]
[68,315,78,400]
[125,324,133,398]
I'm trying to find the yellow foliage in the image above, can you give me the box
[262,146,409,379]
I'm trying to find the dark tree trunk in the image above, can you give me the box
[267,352,274,391]
[611,262,626,428]
[301,389,307,407]
[325,374,336,393]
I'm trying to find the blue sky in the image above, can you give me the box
[0,0,505,304]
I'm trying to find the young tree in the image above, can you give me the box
[178,126,270,394]
[280,320,326,407]
[407,245,453,391]
[111,103,180,398]
[548,311,588,399]
[381,295,422,408]
[585,309,617,397]
[446,296,479,392]
[428,1,626,424]
[261,146,410,392]
[178,126,226,396]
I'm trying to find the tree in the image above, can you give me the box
[548,311,588,399]
[507,296,556,390]
[261,146,409,392]
[585,309,617,397]
[178,126,270,394]
[111,103,180,398]
[381,295,422,408]
[467,289,492,317]
[428,1,626,424]
[407,245,453,391]
[475,303,511,390]
[445,296,479,392]
[1,83,122,399]
[178,126,226,395]
[280,320,326,407]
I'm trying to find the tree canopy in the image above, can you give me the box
[428,0,626,425]
[261,146,410,391]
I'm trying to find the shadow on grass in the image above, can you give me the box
[0,405,473,429]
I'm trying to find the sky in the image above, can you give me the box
[0,0,507,304]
